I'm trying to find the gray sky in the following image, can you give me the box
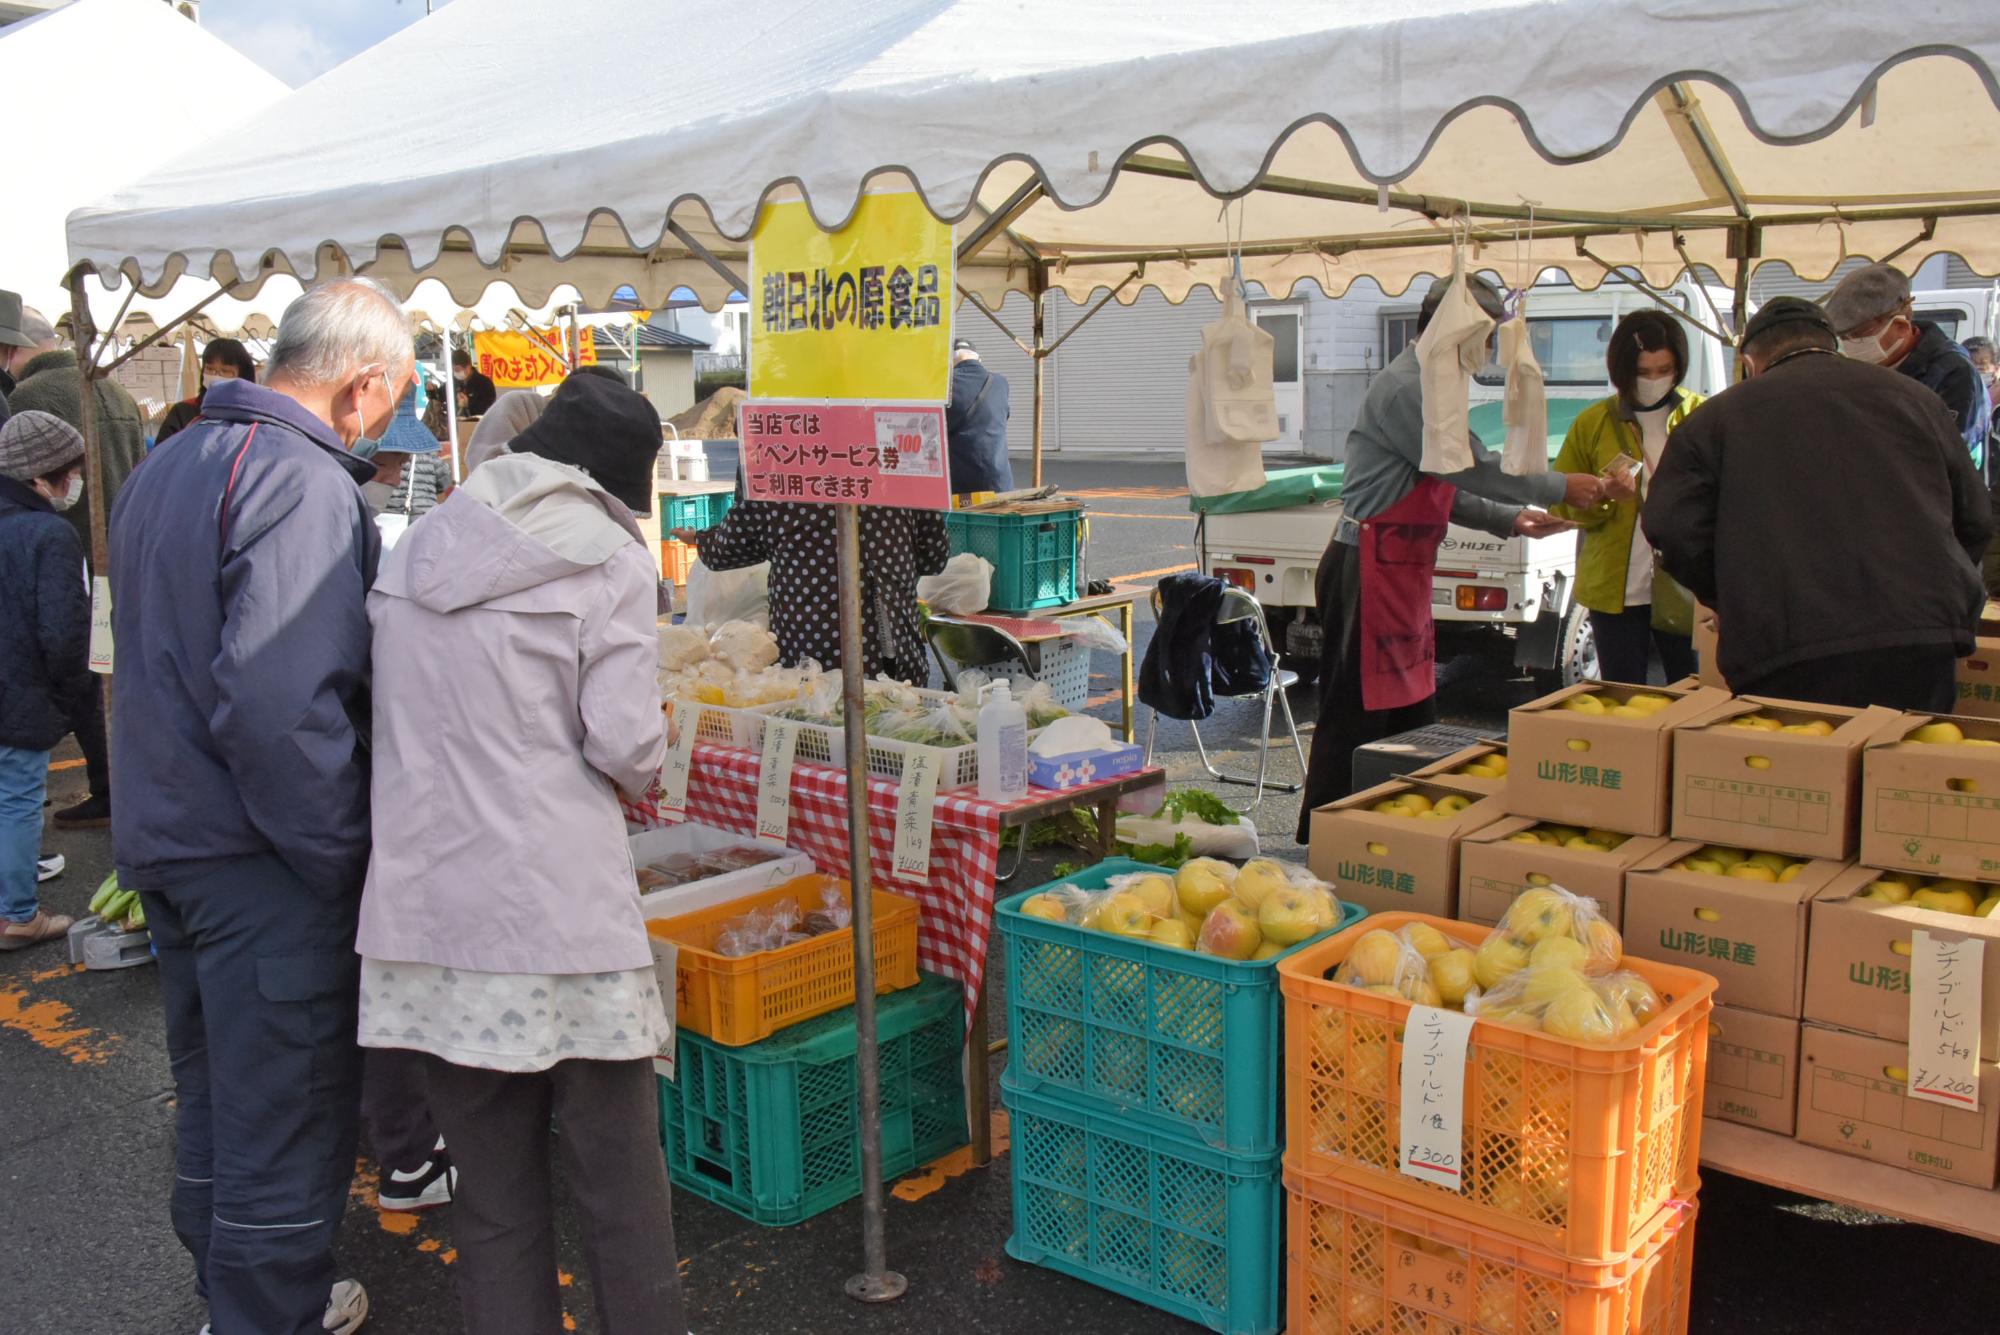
[201,0,454,87]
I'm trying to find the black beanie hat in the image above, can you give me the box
[507,371,661,515]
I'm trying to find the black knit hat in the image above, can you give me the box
[506,371,661,515]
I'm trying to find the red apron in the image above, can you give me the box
[1357,475,1457,712]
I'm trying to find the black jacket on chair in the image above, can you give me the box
[1139,572,1273,721]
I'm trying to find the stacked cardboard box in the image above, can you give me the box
[1305,775,1507,918]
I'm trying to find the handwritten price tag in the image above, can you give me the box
[1399,1004,1477,1190]
[1908,929,1984,1110]
[657,701,697,819]
[88,576,113,674]
[649,938,679,1084]
[893,749,942,877]
[755,720,798,845]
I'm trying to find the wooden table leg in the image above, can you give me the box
[968,974,992,1166]
[1098,794,1121,858]
[1119,602,1136,742]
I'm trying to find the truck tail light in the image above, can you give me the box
[1213,566,1257,592]
[1455,585,1507,611]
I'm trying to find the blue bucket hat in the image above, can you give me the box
[374,378,440,456]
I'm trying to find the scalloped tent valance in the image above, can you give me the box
[66,0,2000,316]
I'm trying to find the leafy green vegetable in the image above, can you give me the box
[1154,788,1236,826]
[1050,860,1087,879]
[1124,833,1196,868]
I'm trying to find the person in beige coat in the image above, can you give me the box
[355,373,685,1334]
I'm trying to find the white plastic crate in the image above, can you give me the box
[661,696,773,753]
[979,633,1091,713]
[630,822,815,918]
[760,688,1046,791]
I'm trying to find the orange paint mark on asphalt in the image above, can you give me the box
[48,758,85,772]
[1067,486,1189,500]
[30,964,82,983]
[0,981,116,1065]
[563,1316,577,1332]
[441,1249,457,1265]
[891,1110,1011,1202]
[558,1270,575,1287]
[418,1238,442,1254]
[378,1211,419,1236]
[1112,562,1197,584]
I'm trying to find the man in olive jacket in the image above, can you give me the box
[1642,297,1992,710]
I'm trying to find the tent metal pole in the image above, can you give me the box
[1573,244,1735,345]
[957,178,1046,261]
[953,287,1032,355]
[836,503,908,1307]
[1040,267,1142,359]
[67,269,111,720]
[443,331,463,485]
[1030,263,1047,487]
[97,283,235,375]
[666,220,749,293]
[90,285,139,372]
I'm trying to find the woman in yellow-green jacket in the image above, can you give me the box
[1551,310,1705,684]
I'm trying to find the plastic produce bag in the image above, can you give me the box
[1468,964,1655,1040]
[1018,680,1069,727]
[1333,927,1439,1005]
[1117,812,1260,860]
[1185,286,1272,497]
[686,559,770,632]
[658,624,712,673]
[1061,615,1129,657]
[1471,886,1623,998]
[916,552,993,615]
[709,620,779,672]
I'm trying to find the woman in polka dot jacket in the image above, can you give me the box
[684,499,949,681]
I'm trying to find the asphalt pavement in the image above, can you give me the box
[4,453,1995,1334]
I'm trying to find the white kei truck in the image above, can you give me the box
[1196,278,1748,688]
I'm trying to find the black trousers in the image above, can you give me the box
[422,1055,688,1335]
[65,673,108,798]
[141,854,362,1335]
[360,1047,440,1175]
[1588,606,1696,688]
[1297,539,1437,842]
[1737,644,1959,713]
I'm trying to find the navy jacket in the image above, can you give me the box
[0,477,90,751]
[109,379,380,894]
[1138,572,1273,721]
[945,359,1013,494]
[1900,321,1988,454]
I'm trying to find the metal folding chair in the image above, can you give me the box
[922,615,1039,880]
[1144,586,1308,812]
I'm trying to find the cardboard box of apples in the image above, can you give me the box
[1306,778,1508,919]
[1413,742,1510,794]
[1860,712,2000,883]
[1804,863,2000,1049]
[1507,682,1730,835]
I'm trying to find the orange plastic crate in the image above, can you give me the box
[661,537,698,585]
[646,875,921,1046]
[1277,912,1713,1263]
[1286,1167,1695,1335]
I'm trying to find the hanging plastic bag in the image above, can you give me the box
[686,559,770,632]
[916,552,992,615]
[1185,284,1271,497]
[1415,243,1496,475]
[1499,301,1549,476]
[1061,615,1129,657]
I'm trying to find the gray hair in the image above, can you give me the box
[266,277,412,385]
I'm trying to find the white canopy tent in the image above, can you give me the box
[58,0,2000,1293]
[1,0,297,336]
[66,0,2000,319]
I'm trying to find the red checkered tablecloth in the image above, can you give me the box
[624,744,1070,1021]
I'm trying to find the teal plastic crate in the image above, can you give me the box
[1004,1076,1283,1335]
[657,973,966,1226]
[998,859,1363,1155]
[945,506,1081,610]
[662,488,736,532]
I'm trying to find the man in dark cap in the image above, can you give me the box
[1824,263,1987,457]
[1643,296,1992,710]
[945,336,1011,500]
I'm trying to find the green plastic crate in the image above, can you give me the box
[998,859,1364,1155]
[1004,1076,1283,1335]
[945,507,1081,610]
[657,973,966,1226]
[662,489,736,532]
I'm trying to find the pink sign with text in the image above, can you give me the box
[741,400,951,511]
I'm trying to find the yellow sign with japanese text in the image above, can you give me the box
[749,191,954,403]
[472,327,597,389]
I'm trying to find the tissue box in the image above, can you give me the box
[1028,743,1145,790]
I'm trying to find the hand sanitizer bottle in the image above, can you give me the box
[977,680,1030,801]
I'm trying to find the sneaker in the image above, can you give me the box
[53,794,110,829]
[0,910,74,951]
[325,1279,368,1334]
[377,1151,456,1212]
[37,853,65,883]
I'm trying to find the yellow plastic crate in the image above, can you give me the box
[646,874,921,1046]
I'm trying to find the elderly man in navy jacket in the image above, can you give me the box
[110,277,413,1335]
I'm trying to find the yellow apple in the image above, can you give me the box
[1174,858,1237,918]
[1625,694,1673,713]
[1911,721,1966,745]
[1565,739,1593,752]
[1460,763,1500,779]
[1911,886,1979,916]
[1148,918,1195,950]
[1745,756,1773,770]
[1504,888,1576,945]
[1019,893,1070,922]
[1683,858,1726,876]
[1776,862,1805,883]
[1372,800,1412,816]
[1250,941,1285,960]
[1258,886,1336,946]
[1403,923,1453,960]
[1091,892,1156,938]
[1340,929,1407,987]
[1727,864,1778,882]
[1121,874,1177,920]
[1608,705,1649,719]
[1483,755,1510,776]
[1529,936,1590,974]
[1860,879,1913,904]
[1233,859,1292,910]
[1586,829,1627,849]
[1429,948,1478,1006]
[1474,935,1531,991]
[1561,693,1607,715]
[1976,896,2000,918]
[1433,794,1473,817]
[1197,900,1263,959]
[1520,965,1592,1009]
[1506,832,1545,845]
[1542,987,1618,1042]
[1394,792,1435,815]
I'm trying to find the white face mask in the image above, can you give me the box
[1634,375,1676,406]
[43,472,83,512]
[1839,320,1902,365]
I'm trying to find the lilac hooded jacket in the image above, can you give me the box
[355,454,666,974]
